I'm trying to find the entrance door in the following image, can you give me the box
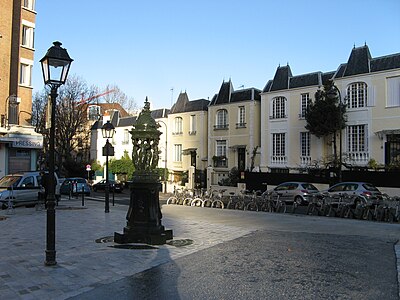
[238,148,246,171]
[385,134,400,165]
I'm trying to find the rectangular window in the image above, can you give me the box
[300,132,310,157]
[300,93,310,118]
[347,82,367,108]
[19,63,32,86]
[347,125,367,152]
[237,106,246,127]
[272,133,285,157]
[272,97,286,119]
[123,129,129,144]
[22,24,34,48]
[216,140,227,157]
[387,76,400,107]
[88,105,101,120]
[174,144,182,162]
[23,0,35,10]
[189,115,196,134]
[174,117,183,135]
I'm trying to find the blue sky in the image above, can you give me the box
[33,0,400,109]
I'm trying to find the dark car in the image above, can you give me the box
[269,182,319,205]
[92,179,124,193]
[60,177,91,196]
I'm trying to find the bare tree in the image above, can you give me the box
[102,84,137,113]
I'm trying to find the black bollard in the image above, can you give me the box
[81,186,84,206]
[112,188,115,206]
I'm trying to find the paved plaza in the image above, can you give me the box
[0,196,399,299]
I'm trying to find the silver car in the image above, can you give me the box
[324,182,383,204]
[270,182,319,205]
[0,171,60,209]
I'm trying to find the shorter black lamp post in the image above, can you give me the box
[102,120,115,213]
[40,41,73,266]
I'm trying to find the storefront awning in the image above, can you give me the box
[182,148,197,155]
[375,129,400,139]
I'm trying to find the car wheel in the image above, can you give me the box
[294,196,303,206]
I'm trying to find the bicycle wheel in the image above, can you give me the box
[202,199,212,208]
[276,202,286,213]
[167,196,178,205]
[191,198,203,207]
[183,197,193,206]
[246,202,258,212]
[306,203,315,215]
[212,200,224,209]
[234,201,245,210]
[227,200,235,209]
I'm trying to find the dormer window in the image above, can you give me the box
[347,82,367,108]
[88,105,101,121]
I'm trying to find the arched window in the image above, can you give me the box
[174,117,183,134]
[347,82,367,108]
[215,109,228,129]
[271,97,286,119]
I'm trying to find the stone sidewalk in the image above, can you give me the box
[0,198,254,299]
[0,197,399,299]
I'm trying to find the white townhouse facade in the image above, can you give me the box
[260,45,400,172]
[167,92,209,186]
[208,80,261,185]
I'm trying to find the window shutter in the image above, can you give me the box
[367,85,375,107]
[387,76,400,107]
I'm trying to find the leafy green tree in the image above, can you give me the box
[108,151,135,181]
[305,80,346,168]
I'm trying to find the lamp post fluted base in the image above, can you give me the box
[114,180,172,245]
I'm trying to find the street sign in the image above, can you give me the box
[86,164,91,171]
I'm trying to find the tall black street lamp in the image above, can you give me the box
[101,120,115,213]
[156,120,168,193]
[326,80,346,182]
[40,41,73,266]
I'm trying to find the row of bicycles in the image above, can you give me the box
[166,187,400,223]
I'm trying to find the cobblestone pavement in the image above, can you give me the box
[0,197,399,299]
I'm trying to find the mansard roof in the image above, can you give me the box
[269,65,292,91]
[170,92,209,114]
[263,69,335,93]
[334,45,400,78]
[209,80,261,106]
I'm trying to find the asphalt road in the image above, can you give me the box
[69,204,400,300]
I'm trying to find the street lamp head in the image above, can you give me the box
[40,41,73,86]
[101,120,115,139]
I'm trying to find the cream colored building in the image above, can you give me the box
[0,0,43,176]
[208,81,261,185]
[260,45,400,172]
[167,92,209,187]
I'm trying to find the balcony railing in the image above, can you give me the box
[213,124,229,130]
[300,156,312,165]
[346,152,370,165]
[271,155,287,165]
[236,122,246,129]
[188,130,197,135]
[269,114,287,120]
[213,156,228,168]
[172,131,183,135]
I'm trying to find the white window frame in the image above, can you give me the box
[347,82,367,109]
[88,105,101,120]
[21,20,35,48]
[123,129,130,145]
[216,109,228,129]
[19,58,33,86]
[174,144,182,162]
[189,115,196,134]
[347,125,367,152]
[300,132,310,157]
[174,117,183,135]
[216,140,227,157]
[386,76,400,107]
[23,0,35,10]
[300,93,310,118]
[237,106,245,127]
[272,97,286,119]
[272,133,285,157]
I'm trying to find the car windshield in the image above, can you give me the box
[362,183,380,192]
[301,183,318,191]
[0,175,21,188]
[76,179,86,183]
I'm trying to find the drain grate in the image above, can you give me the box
[109,244,158,250]
[95,236,114,243]
[166,239,193,247]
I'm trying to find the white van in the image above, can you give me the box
[0,171,61,209]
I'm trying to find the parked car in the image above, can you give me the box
[0,171,60,209]
[60,177,91,196]
[323,182,383,204]
[92,179,124,193]
[268,182,319,205]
